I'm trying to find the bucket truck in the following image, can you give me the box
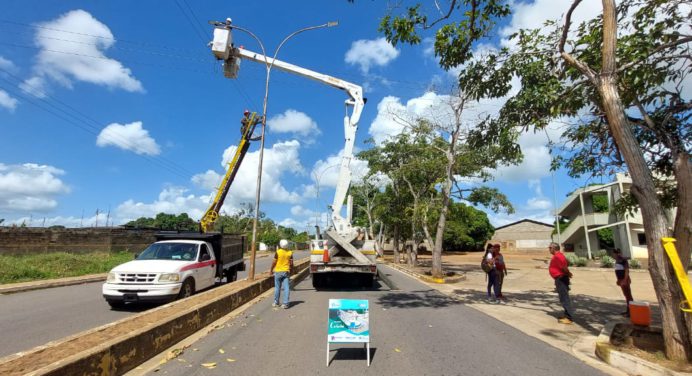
[211,20,378,289]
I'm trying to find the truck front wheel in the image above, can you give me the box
[178,279,195,299]
[107,300,126,310]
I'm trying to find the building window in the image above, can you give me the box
[637,233,647,245]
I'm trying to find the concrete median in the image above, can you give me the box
[0,259,310,376]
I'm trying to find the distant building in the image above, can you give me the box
[489,219,554,252]
[556,173,662,259]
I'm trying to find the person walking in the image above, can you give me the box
[482,244,500,303]
[613,248,634,317]
[548,242,574,324]
[493,244,508,300]
[270,239,293,309]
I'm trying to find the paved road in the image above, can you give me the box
[0,251,309,358]
[148,265,605,376]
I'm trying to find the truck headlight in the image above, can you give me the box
[106,272,116,283]
[159,273,180,282]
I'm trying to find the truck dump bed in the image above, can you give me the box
[155,232,245,267]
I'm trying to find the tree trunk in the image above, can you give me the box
[393,224,401,264]
[598,0,691,360]
[672,152,692,269]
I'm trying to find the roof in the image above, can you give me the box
[494,219,554,231]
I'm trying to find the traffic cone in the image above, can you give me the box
[323,244,330,263]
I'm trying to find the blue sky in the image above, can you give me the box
[0,0,608,231]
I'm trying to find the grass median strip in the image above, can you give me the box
[0,251,134,284]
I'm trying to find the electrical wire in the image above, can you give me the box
[0,68,195,179]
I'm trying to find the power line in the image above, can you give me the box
[0,69,195,179]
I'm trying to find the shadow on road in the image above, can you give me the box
[378,289,463,310]
[450,288,661,336]
[328,345,376,366]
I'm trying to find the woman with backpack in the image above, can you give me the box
[493,244,508,300]
[482,244,500,302]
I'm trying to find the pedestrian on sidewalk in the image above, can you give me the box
[493,244,508,300]
[613,248,634,317]
[548,242,574,324]
[483,244,500,302]
[270,239,293,309]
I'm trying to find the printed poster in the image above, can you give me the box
[328,299,369,343]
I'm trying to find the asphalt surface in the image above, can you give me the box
[0,250,309,358]
[146,264,606,376]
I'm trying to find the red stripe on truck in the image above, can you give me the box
[180,260,216,272]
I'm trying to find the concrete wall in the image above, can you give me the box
[0,228,241,255]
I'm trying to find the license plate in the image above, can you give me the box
[123,293,138,302]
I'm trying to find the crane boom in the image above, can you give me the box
[200,113,260,233]
[232,48,364,235]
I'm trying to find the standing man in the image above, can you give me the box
[270,239,293,309]
[548,242,574,324]
[613,248,634,317]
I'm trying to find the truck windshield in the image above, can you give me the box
[137,243,199,261]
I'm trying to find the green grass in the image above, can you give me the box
[0,251,134,284]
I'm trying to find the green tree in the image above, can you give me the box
[443,202,494,251]
[378,0,691,360]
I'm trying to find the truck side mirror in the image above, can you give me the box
[201,253,211,261]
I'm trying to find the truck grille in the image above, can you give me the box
[118,273,157,283]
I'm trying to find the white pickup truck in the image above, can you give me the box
[102,232,245,308]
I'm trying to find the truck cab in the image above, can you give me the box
[102,233,245,308]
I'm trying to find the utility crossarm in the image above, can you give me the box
[232,47,364,235]
[200,113,260,233]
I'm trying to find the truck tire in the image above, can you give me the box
[107,300,126,310]
[178,279,195,299]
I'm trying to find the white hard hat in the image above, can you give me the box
[279,239,289,248]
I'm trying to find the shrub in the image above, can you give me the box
[565,253,579,266]
[576,257,588,267]
[600,255,615,268]
[594,250,608,259]
[629,258,641,269]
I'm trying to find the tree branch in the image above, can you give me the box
[558,0,584,54]
[425,0,458,29]
[618,36,692,71]
[558,0,599,84]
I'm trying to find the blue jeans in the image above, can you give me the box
[487,269,500,298]
[273,272,290,305]
[555,276,574,319]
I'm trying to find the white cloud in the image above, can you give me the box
[0,163,70,212]
[0,56,17,72]
[368,92,452,144]
[21,9,143,97]
[527,197,552,210]
[345,37,400,74]
[96,121,161,155]
[116,186,207,223]
[267,109,320,137]
[0,90,18,112]
[191,170,220,191]
[290,205,319,218]
[311,152,369,189]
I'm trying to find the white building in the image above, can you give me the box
[557,173,655,259]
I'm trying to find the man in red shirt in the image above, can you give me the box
[549,242,574,324]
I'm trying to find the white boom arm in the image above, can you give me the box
[233,48,364,236]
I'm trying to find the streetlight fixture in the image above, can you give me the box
[210,18,338,280]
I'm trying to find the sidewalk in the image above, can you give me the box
[386,252,661,376]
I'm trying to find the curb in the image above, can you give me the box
[595,322,688,376]
[0,260,310,376]
[384,261,466,284]
[0,274,107,295]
